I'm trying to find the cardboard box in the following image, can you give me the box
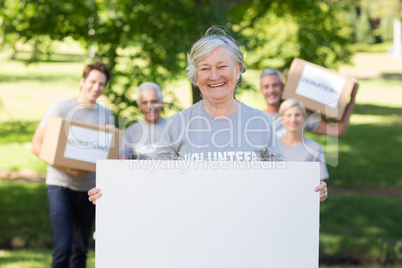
[283,58,356,121]
[39,116,122,172]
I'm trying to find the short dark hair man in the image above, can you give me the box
[32,61,114,267]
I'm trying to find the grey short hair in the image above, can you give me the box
[137,82,163,104]
[279,98,307,118]
[260,68,283,84]
[186,26,246,92]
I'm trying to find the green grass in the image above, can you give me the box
[305,104,402,189]
[0,179,95,249]
[0,120,47,173]
[320,194,402,266]
[0,249,395,268]
[0,180,51,249]
[1,44,402,266]
[348,42,392,53]
[0,53,85,122]
[1,177,401,267]
[0,249,95,268]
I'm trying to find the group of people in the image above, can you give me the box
[32,26,357,267]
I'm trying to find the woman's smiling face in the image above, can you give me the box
[281,105,306,133]
[196,46,240,105]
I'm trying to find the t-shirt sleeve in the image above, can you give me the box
[262,120,287,162]
[311,142,329,180]
[155,117,180,160]
[39,103,63,128]
[107,110,115,126]
[304,110,322,134]
[320,159,329,180]
[120,135,132,158]
[120,125,138,159]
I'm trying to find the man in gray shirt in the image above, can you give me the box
[32,61,114,268]
[121,82,167,159]
[259,68,358,138]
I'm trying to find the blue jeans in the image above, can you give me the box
[47,185,95,268]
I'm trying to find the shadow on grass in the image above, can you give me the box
[12,52,87,63]
[0,120,39,144]
[325,122,402,188]
[0,249,95,268]
[320,194,402,266]
[307,104,402,188]
[0,180,51,249]
[0,179,95,250]
[0,249,52,266]
[353,103,402,116]
[381,73,402,80]
[0,73,78,83]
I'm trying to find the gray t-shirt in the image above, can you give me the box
[156,101,285,161]
[39,97,114,191]
[278,137,329,180]
[121,118,167,159]
[268,110,322,138]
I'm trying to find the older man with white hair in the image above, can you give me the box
[121,82,167,159]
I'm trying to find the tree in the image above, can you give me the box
[0,0,355,125]
[89,0,354,111]
[235,1,353,71]
[0,0,92,58]
[355,11,375,44]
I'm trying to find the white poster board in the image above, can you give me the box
[295,64,346,108]
[95,160,320,268]
[64,125,113,163]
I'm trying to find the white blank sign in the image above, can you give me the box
[95,160,320,268]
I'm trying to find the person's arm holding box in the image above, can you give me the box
[31,126,45,157]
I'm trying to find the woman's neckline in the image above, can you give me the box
[201,99,240,118]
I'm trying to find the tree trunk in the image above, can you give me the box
[191,83,202,104]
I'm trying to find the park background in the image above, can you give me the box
[0,0,402,267]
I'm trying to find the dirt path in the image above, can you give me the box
[2,170,402,198]
[329,186,402,198]
[0,170,45,182]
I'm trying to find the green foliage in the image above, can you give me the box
[0,0,356,114]
[234,1,354,70]
[359,0,401,20]
[355,11,376,44]
[235,4,299,70]
[342,0,401,44]
[289,1,354,69]
[1,0,92,58]
[380,10,396,42]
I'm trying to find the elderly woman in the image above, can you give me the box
[155,27,284,162]
[279,98,329,181]
[89,26,328,203]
